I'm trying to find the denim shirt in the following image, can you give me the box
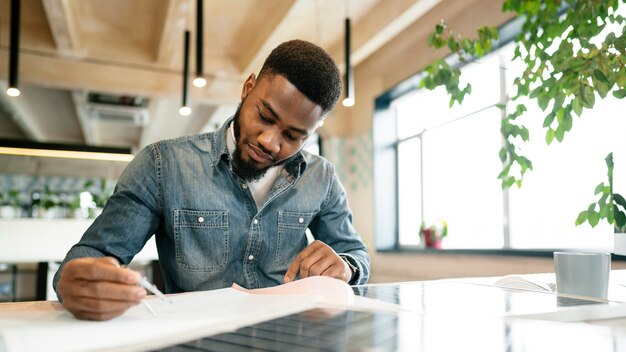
[53,117,370,297]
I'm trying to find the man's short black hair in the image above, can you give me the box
[259,40,342,116]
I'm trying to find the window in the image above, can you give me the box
[375,39,626,251]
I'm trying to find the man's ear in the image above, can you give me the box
[241,73,256,100]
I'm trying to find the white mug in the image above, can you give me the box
[553,251,611,299]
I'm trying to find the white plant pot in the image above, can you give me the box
[71,208,86,219]
[0,206,17,219]
[43,207,63,219]
[614,233,626,256]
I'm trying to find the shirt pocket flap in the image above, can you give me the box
[175,209,229,228]
[278,211,315,229]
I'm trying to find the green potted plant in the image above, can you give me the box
[67,192,86,219]
[85,178,112,218]
[420,220,448,249]
[580,153,626,254]
[421,0,626,251]
[0,190,23,219]
[41,184,61,219]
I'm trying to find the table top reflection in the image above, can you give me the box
[157,280,626,352]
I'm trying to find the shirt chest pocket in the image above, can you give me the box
[275,211,315,265]
[174,209,229,272]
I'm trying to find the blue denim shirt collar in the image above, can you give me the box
[211,116,308,177]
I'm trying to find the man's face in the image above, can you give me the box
[231,74,324,181]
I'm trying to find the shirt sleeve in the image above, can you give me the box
[308,168,370,285]
[53,144,162,300]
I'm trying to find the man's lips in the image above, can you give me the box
[247,143,275,164]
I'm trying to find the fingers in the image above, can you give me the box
[320,260,348,280]
[57,257,146,321]
[63,295,141,317]
[72,309,131,321]
[70,281,146,302]
[284,241,323,282]
[284,241,347,283]
[68,257,140,285]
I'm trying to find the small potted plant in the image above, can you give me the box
[41,185,62,219]
[419,220,448,249]
[0,190,23,219]
[67,192,86,219]
[574,153,626,254]
[85,178,112,218]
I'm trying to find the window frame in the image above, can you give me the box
[373,15,523,252]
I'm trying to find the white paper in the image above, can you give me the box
[0,288,319,352]
[232,276,405,313]
[0,277,405,352]
[232,275,355,305]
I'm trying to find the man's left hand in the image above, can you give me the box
[284,240,351,283]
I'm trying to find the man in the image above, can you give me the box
[54,40,370,321]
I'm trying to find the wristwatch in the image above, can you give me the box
[340,255,358,283]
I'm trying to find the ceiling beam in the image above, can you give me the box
[328,0,442,70]
[239,0,319,76]
[231,0,298,74]
[41,0,84,57]
[155,0,191,67]
[71,91,100,145]
[0,48,241,105]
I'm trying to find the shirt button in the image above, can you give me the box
[241,184,248,189]
[248,255,254,260]
[298,217,304,224]
[253,219,258,224]
[198,217,205,223]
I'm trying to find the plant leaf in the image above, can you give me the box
[555,125,565,142]
[572,98,583,117]
[581,85,596,108]
[616,209,626,229]
[593,69,610,84]
[589,211,601,227]
[543,112,555,127]
[615,193,626,208]
[600,204,610,218]
[499,148,507,162]
[613,89,626,99]
[575,211,588,225]
[545,128,555,145]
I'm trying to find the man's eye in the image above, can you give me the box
[259,114,272,124]
[284,132,298,141]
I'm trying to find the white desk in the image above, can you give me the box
[3,273,626,351]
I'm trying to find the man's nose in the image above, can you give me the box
[258,129,280,156]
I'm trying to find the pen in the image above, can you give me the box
[138,276,174,304]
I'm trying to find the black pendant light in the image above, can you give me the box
[180,30,191,116]
[193,0,206,88]
[7,0,21,97]
[342,16,354,107]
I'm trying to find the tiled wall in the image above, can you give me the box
[323,133,372,193]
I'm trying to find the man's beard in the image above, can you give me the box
[231,103,271,182]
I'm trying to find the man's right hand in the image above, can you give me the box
[57,257,146,321]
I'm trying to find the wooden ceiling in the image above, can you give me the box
[0,0,441,150]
